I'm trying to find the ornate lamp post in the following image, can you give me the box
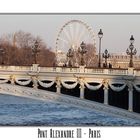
[32,40,40,64]
[126,35,137,67]
[102,49,110,68]
[67,48,74,67]
[78,41,87,66]
[98,29,103,68]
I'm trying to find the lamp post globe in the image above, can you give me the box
[130,35,134,44]
[80,41,86,50]
[98,29,103,38]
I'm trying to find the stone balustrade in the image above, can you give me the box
[0,65,31,71]
[0,64,139,76]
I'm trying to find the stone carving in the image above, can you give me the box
[126,81,133,91]
[31,76,38,89]
[9,75,15,85]
[61,81,78,89]
[84,81,102,90]
[56,76,61,88]
[133,83,140,92]
[38,80,55,88]
[78,77,85,89]
[0,78,9,84]
[102,79,109,90]
[15,78,32,86]
[109,83,126,92]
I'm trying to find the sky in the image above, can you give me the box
[0,14,140,55]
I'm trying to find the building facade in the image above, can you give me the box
[103,53,140,68]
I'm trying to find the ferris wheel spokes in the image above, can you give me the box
[56,20,96,66]
[73,22,82,47]
[76,26,87,46]
[62,27,72,44]
[68,23,74,45]
[57,37,69,45]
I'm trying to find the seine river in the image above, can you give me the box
[0,94,140,126]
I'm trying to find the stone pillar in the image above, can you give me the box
[10,75,15,85]
[80,85,85,99]
[79,78,85,99]
[79,66,85,73]
[128,89,133,111]
[56,77,61,94]
[104,86,109,105]
[103,79,109,105]
[32,76,38,89]
[128,67,134,75]
[32,64,39,72]
[128,81,133,111]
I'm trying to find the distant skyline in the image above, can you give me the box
[0,14,140,54]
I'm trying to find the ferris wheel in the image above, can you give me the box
[56,20,96,65]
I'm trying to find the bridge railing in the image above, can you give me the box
[1,65,140,76]
[39,66,80,73]
[134,69,140,76]
[38,66,129,75]
[0,65,31,71]
[85,68,104,74]
[108,69,128,75]
[39,67,55,72]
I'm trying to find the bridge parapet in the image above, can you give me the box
[85,68,104,73]
[0,64,140,77]
[0,65,31,71]
[108,69,128,75]
[38,66,129,75]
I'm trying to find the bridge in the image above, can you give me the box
[0,64,140,120]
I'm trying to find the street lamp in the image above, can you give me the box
[102,49,110,68]
[126,35,137,67]
[98,29,103,68]
[67,48,74,67]
[78,41,87,66]
[32,40,40,64]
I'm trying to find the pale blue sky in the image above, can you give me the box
[0,14,140,54]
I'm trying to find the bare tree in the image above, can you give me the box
[85,43,97,67]
[69,43,97,67]
[0,31,56,66]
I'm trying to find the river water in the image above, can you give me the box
[0,94,140,126]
